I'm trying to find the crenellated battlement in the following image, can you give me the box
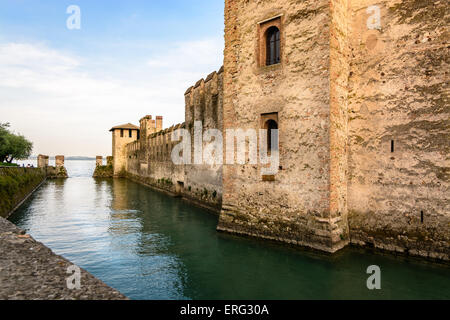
[118,67,224,210]
[185,66,223,133]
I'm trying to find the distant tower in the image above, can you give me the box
[139,115,154,139]
[109,123,139,176]
[139,115,156,162]
[156,116,163,132]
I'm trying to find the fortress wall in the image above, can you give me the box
[126,124,185,195]
[124,68,223,210]
[126,140,140,176]
[183,69,224,211]
[218,0,348,252]
[347,0,449,260]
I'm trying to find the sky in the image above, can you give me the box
[0,0,224,157]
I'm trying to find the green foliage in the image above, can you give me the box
[0,163,18,167]
[0,122,33,163]
[157,178,173,186]
[0,122,10,145]
[0,168,45,217]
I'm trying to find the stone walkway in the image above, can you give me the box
[0,217,127,300]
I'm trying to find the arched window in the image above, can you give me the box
[266,26,280,66]
[265,119,278,152]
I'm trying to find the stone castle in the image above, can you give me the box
[105,0,449,261]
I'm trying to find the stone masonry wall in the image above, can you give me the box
[184,68,224,211]
[218,0,349,252]
[347,0,449,260]
[126,123,185,195]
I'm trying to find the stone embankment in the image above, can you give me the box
[92,156,114,178]
[46,165,69,178]
[0,167,46,218]
[92,164,113,178]
[0,217,127,300]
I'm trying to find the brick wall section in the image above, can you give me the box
[329,0,351,245]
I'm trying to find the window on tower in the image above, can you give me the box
[266,26,280,66]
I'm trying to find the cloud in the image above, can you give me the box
[0,39,223,157]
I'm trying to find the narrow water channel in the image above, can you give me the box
[9,160,450,299]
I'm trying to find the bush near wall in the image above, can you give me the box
[0,167,46,218]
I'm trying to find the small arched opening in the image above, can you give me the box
[264,119,278,153]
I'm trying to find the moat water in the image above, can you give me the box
[9,160,450,299]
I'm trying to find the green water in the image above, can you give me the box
[9,161,450,299]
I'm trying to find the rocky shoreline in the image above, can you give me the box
[0,217,127,300]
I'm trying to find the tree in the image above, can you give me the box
[0,123,33,163]
[0,123,11,162]
[4,134,33,163]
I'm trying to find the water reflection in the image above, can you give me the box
[8,161,450,300]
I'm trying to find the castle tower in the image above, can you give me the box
[139,115,156,162]
[218,0,350,252]
[110,123,139,176]
[218,0,449,259]
[156,116,163,132]
[139,115,155,139]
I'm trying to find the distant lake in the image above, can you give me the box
[16,159,97,177]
